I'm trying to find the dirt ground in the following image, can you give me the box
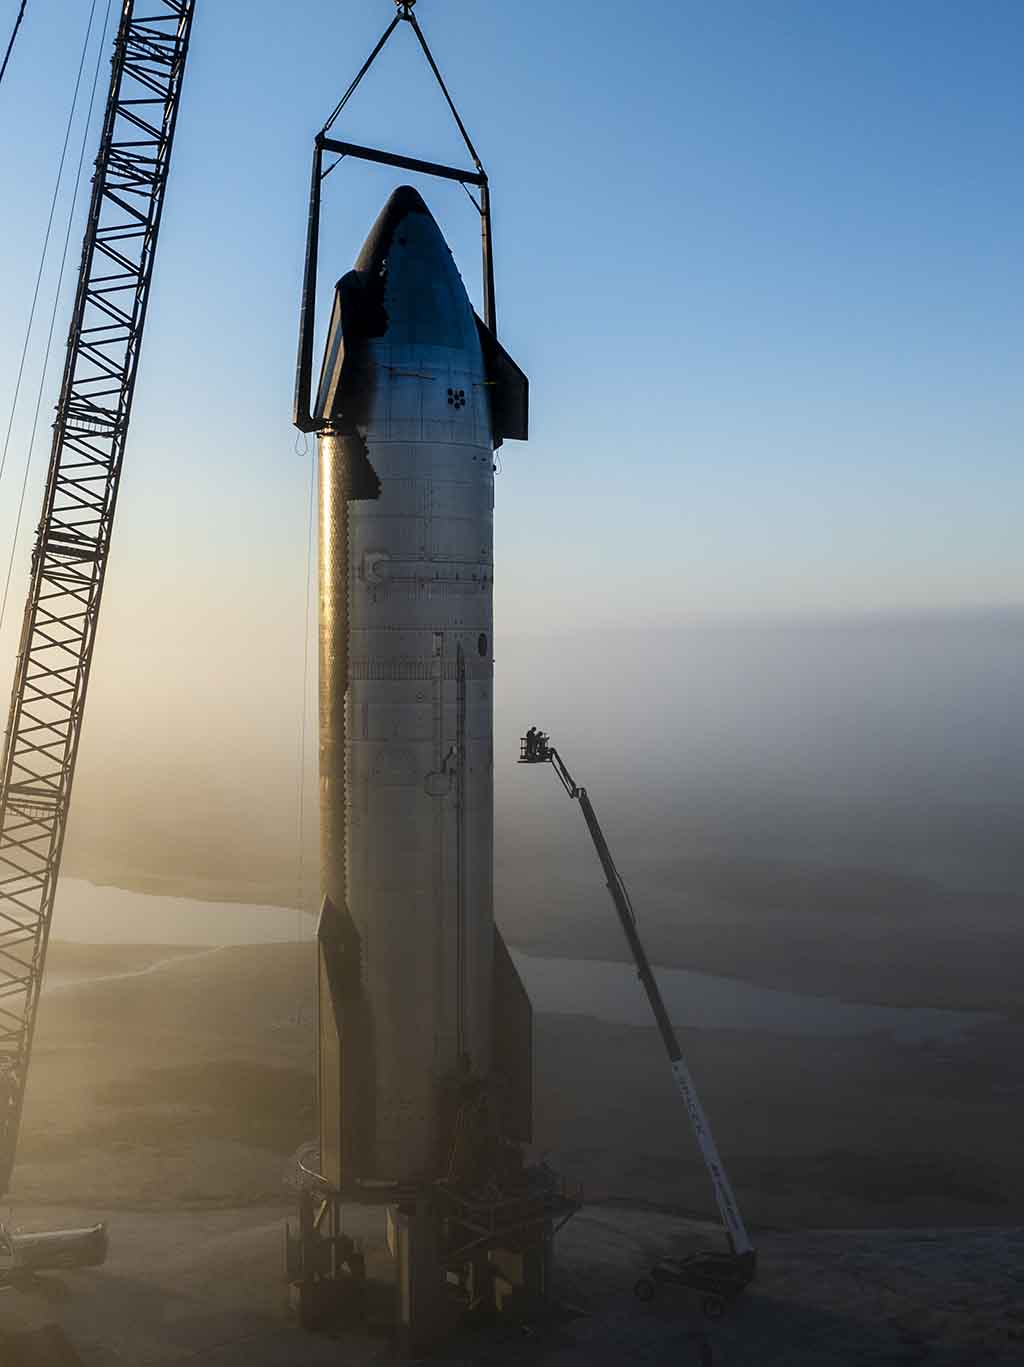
[4,941,1022,1363]
[14,942,1024,1230]
[2,1205,1022,1365]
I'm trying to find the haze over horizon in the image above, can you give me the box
[0,2,1020,935]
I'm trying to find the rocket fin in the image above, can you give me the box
[317,895,366,1189]
[317,894,361,991]
[491,926,533,1144]
[474,313,529,448]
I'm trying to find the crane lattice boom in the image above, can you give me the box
[0,0,196,1197]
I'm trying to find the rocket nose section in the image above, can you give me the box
[356,185,480,352]
[367,183,429,225]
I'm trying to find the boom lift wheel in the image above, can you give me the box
[633,1277,655,1303]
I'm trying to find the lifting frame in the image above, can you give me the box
[294,0,497,436]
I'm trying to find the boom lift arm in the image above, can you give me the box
[519,730,756,1284]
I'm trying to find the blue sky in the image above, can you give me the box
[0,0,1020,716]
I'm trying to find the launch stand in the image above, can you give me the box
[288,6,577,1353]
[286,1156,580,1343]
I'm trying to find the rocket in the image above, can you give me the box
[313,186,531,1190]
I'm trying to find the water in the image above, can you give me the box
[51,879,995,1041]
[508,949,996,1043]
[52,878,314,946]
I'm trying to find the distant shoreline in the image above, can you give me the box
[52,873,1019,1020]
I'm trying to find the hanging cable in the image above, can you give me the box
[295,450,317,939]
[0,0,99,493]
[0,0,106,636]
[406,11,483,171]
[320,11,402,136]
[320,2,482,171]
[0,0,27,92]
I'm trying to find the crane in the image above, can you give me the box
[0,0,196,1211]
[519,729,756,1312]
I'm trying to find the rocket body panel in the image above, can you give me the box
[320,189,500,1183]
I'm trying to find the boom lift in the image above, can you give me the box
[0,0,196,1241]
[519,730,756,1314]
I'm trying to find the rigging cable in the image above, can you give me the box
[406,10,483,170]
[320,10,402,135]
[320,5,481,173]
[0,0,27,92]
[0,0,99,490]
[0,0,108,636]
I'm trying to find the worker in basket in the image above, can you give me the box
[524,728,549,762]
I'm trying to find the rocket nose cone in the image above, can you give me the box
[366,183,429,227]
[355,185,479,352]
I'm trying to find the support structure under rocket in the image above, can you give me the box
[314,185,532,1191]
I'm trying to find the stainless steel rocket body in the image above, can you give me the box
[317,190,509,1185]
[349,209,495,1184]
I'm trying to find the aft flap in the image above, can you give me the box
[317,893,362,999]
[492,925,532,1144]
[475,313,529,448]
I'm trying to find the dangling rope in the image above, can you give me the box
[0,0,99,491]
[295,451,316,941]
[0,0,108,636]
[0,1,27,92]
